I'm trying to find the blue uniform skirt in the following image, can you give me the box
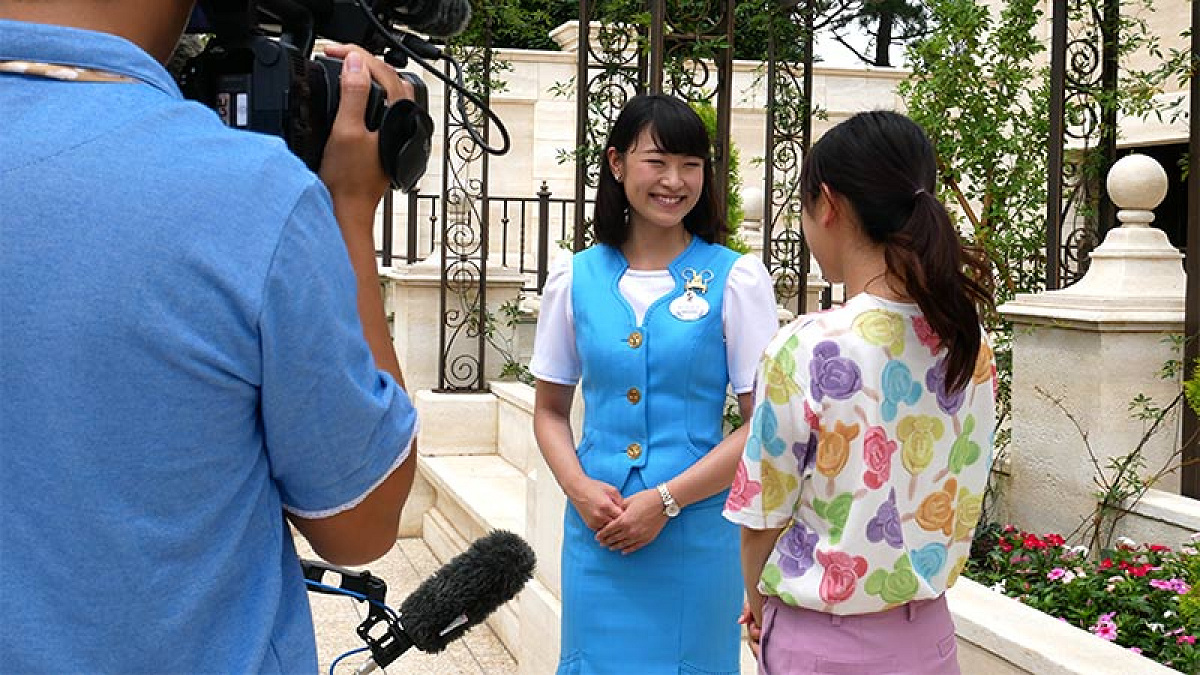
[557,469,741,675]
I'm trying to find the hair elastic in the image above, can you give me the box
[913,188,928,198]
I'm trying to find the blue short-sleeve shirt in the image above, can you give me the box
[0,20,417,672]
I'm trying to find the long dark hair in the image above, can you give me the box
[592,94,725,247]
[800,110,994,393]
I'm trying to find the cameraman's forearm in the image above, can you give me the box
[334,200,406,389]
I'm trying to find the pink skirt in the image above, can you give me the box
[758,595,960,675]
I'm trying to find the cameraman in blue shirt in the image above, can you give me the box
[0,2,421,671]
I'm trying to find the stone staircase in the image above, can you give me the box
[407,382,568,675]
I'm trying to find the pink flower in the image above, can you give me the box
[1047,568,1067,581]
[1090,613,1119,642]
[725,460,762,512]
[1129,647,1143,655]
[1151,578,1193,594]
[816,549,869,604]
[1178,635,1197,645]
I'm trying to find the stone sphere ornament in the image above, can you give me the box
[1106,153,1168,223]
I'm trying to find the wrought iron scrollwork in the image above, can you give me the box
[1048,0,1118,288]
[437,44,493,392]
[763,0,814,315]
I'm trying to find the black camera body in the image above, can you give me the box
[177,0,438,192]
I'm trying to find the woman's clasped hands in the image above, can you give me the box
[594,488,669,555]
[566,477,668,555]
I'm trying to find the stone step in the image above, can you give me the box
[418,453,529,657]
[420,453,527,542]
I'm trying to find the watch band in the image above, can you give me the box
[657,483,680,517]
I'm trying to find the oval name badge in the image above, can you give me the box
[669,291,710,322]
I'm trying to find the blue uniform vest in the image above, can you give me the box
[572,238,740,497]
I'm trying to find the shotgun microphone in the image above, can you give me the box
[354,530,536,673]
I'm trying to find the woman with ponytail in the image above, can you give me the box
[723,111,997,674]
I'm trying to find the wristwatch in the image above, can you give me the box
[657,483,681,518]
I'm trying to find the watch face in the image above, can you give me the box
[665,503,681,517]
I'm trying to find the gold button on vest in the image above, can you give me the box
[628,331,642,348]
[626,442,642,460]
[627,387,641,404]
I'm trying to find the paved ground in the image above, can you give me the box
[295,537,518,675]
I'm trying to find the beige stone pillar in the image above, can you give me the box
[997,154,1186,538]
[381,258,526,394]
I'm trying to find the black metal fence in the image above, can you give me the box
[378,182,593,294]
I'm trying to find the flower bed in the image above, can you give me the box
[965,525,1200,673]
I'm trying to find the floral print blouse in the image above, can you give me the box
[723,293,998,615]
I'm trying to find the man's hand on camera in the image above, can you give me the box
[318,44,414,225]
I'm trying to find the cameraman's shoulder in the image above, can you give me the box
[161,101,323,213]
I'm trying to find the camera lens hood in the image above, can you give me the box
[378,99,433,193]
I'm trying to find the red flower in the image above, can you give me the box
[1126,564,1152,578]
[1148,544,1170,553]
[1022,534,1047,550]
[999,541,1013,553]
[1044,534,1065,547]
[1099,558,1114,570]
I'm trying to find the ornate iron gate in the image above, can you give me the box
[1046,0,1120,289]
[571,0,737,250]
[763,0,816,317]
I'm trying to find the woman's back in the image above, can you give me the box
[728,292,996,615]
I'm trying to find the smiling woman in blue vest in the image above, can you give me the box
[530,94,780,674]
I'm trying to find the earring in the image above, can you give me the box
[613,172,623,183]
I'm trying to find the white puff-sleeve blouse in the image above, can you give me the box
[529,250,780,394]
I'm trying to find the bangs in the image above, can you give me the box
[639,103,710,160]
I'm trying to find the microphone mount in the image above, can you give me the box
[301,560,414,671]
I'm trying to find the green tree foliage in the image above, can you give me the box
[455,0,578,52]
[899,0,1049,305]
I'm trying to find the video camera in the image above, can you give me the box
[176,0,472,192]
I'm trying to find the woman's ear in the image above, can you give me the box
[606,147,623,182]
[819,184,850,228]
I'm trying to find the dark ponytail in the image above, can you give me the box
[801,111,994,393]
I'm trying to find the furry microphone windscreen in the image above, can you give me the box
[398,530,536,653]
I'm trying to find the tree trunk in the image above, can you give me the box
[873,9,894,67]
